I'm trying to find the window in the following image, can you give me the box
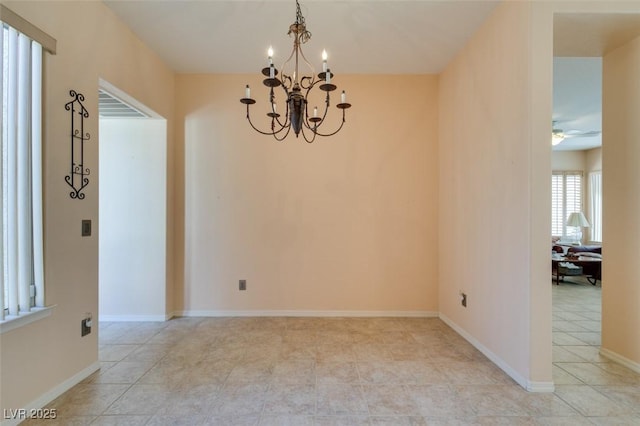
[589,171,602,242]
[1,20,45,323]
[552,171,583,239]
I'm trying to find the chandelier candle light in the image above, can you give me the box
[240,0,351,143]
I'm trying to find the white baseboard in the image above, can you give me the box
[175,310,439,318]
[600,347,640,374]
[99,314,173,322]
[526,381,556,392]
[1,361,100,426]
[439,313,554,393]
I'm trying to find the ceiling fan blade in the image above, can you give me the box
[564,129,601,137]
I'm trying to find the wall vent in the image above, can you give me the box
[98,90,148,118]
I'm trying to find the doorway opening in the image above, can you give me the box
[551,13,640,376]
[551,56,604,375]
[98,80,168,321]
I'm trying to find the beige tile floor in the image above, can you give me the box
[23,280,640,425]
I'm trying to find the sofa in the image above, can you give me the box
[553,244,602,284]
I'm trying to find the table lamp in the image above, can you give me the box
[566,212,590,245]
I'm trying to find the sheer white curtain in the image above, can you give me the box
[589,171,602,243]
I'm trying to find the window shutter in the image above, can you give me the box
[551,171,583,240]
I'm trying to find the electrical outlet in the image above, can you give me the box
[461,293,467,307]
[81,319,91,336]
[239,279,247,291]
[81,313,92,336]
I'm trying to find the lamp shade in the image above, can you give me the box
[566,212,590,227]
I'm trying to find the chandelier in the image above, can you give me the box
[240,0,351,143]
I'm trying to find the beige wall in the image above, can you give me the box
[174,74,439,314]
[601,35,640,369]
[550,149,601,177]
[552,150,585,171]
[438,1,553,389]
[585,147,602,173]
[0,0,175,412]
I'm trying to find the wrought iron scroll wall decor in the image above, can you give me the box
[64,90,90,199]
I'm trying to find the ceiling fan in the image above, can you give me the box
[552,122,601,146]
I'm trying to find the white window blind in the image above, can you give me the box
[1,21,45,322]
[552,171,583,239]
[589,171,602,243]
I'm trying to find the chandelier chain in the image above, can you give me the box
[293,0,311,44]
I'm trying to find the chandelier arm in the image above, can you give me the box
[245,105,288,136]
[301,107,327,133]
[308,108,347,137]
[300,76,315,90]
[280,44,298,90]
[272,86,292,129]
[296,46,316,88]
[272,124,292,142]
[300,85,330,132]
[272,113,288,129]
[272,114,291,130]
[280,74,293,91]
[300,125,318,144]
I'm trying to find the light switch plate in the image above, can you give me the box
[82,220,91,237]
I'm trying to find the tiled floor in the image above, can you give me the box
[552,278,640,424]
[23,279,640,425]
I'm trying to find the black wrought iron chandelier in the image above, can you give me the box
[240,0,351,143]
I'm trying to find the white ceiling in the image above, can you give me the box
[103,0,500,74]
[552,57,602,152]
